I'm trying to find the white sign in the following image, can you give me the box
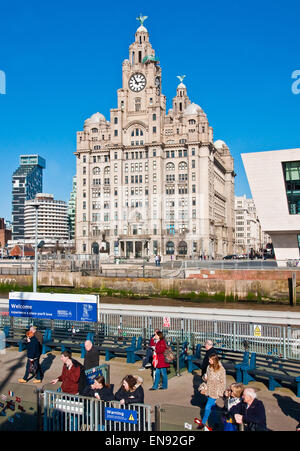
[163,316,171,328]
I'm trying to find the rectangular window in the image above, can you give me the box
[282,161,300,214]
[153,126,157,133]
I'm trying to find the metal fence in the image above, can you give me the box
[43,390,151,431]
[1,309,299,360]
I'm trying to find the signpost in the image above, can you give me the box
[9,292,98,322]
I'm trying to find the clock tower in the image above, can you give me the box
[109,16,166,147]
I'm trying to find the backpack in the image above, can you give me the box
[163,345,175,363]
[72,359,88,396]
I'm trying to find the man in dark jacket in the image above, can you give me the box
[201,340,217,376]
[83,340,99,371]
[231,387,267,431]
[18,331,43,383]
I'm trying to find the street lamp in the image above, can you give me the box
[32,204,39,292]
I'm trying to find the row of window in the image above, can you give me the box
[85,161,195,176]
[80,148,197,164]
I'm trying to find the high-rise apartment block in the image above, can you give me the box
[24,193,69,241]
[12,155,46,240]
[75,19,235,259]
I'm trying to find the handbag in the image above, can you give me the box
[163,346,175,363]
[152,351,158,368]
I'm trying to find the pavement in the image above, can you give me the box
[0,347,300,431]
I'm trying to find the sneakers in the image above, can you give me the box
[145,363,152,368]
[138,367,146,371]
[149,387,157,391]
[18,379,27,384]
[33,379,42,384]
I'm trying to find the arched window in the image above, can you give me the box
[188,119,196,125]
[166,162,175,171]
[91,128,98,133]
[178,241,187,255]
[104,166,110,175]
[93,167,100,175]
[179,161,188,170]
[166,241,175,255]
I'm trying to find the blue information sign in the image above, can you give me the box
[9,292,98,322]
[105,407,137,424]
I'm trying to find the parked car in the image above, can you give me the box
[223,254,237,260]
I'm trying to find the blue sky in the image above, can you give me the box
[0,0,300,221]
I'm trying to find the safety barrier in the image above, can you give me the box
[1,303,300,360]
[43,390,152,431]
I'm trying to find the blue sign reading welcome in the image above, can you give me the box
[105,407,137,424]
[9,292,98,322]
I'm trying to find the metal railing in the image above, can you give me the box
[43,390,151,431]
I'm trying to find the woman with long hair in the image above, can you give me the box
[83,375,115,401]
[115,375,144,405]
[149,331,170,391]
[198,354,226,429]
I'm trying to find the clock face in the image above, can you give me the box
[129,73,146,92]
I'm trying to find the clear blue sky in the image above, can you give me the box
[1,0,300,221]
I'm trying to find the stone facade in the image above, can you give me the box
[75,21,235,259]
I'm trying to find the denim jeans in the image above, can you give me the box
[143,347,153,367]
[202,397,216,425]
[152,367,168,389]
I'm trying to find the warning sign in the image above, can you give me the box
[253,325,262,337]
[105,407,137,424]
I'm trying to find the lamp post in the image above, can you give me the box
[32,204,39,292]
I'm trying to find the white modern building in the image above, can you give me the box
[242,148,300,265]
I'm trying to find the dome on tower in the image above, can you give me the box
[177,82,186,89]
[137,25,148,33]
[184,102,202,116]
[84,112,106,126]
[214,139,228,149]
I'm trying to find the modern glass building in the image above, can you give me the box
[242,149,300,265]
[12,155,46,240]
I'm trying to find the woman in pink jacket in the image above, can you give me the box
[149,331,170,391]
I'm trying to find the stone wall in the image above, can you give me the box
[0,270,296,301]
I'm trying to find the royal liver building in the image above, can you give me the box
[75,16,235,260]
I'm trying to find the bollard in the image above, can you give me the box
[288,272,297,306]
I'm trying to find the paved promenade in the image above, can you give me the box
[0,348,299,431]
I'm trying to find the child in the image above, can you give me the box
[223,383,244,431]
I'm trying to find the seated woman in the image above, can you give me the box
[115,375,144,405]
[222,382,244,431]
[83,375,115,401]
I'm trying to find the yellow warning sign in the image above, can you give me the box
[128,414,135,421]
[254,325,262,337]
